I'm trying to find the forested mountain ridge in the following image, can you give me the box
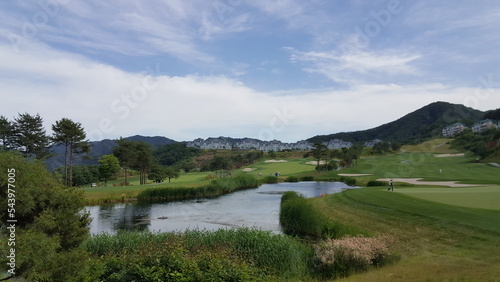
[46,135,176,170]
[307,101,485,145]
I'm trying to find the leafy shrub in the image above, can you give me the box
[314,236,390,278]
[301,176,315,181]
[285,176,300,182]
[262,175,279,183]
[366,180,388,187]
[339,176,357,186]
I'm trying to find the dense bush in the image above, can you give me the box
[366,180,388,187]
[83,228,314,281]
[339,176,357,186]
[0,152,92,281]
[314,236,390,278]
[137,174,259,202]
[262,175,279,183]
[285,176,300,182]
[300,176,315,181]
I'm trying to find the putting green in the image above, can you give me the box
[398,185,500,211]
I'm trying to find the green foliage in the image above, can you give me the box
[83,228,313,280]
[262,175,279,183]
[285,176,300,182]
[308,102,485,144]
[339,176,357,186]
[153,142,202,166]
[301,176,315,181]
[11,113,52,159]
[366,180,388,187]
[0,151,91,280]
[137,174,259,202]
[279,192,366,238]
[98,154,121,186]
[451,128,500,160]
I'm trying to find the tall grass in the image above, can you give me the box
[279,191,368,238]
[137,174,259,202]
[83,228,314,280]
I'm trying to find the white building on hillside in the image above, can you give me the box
[442,123,467,137]
[472,119,498,133]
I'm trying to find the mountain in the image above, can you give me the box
[307,102,485,145]
[46,135,177,170]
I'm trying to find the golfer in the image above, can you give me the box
[388,179,394,191]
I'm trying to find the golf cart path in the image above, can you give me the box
[377,178,484,187]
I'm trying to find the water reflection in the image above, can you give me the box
[87,181,355,234]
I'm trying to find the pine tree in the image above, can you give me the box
[12,113,51,159]
[52,118,91,186]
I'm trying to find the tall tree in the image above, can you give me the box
[98,154,120,187]
[131,142,153,185]
[112,138,136,185]
[51,118,91,186]
[310,143,328,171]
[0,115,14,150]
[12,113,51,159]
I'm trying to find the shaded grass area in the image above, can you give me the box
[310,187,500,281]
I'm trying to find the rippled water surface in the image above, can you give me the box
[87,181,355,234]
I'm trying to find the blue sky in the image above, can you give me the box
[1,0,499,142]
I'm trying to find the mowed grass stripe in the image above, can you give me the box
[243,158,315,176]
[397,185,500,211]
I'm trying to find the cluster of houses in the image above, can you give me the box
[442,119,499,137]
[186,137,383,152]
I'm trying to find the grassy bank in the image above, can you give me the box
[310,187,500,281]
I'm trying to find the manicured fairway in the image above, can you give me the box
[312,187,500,281]
[241,158,315,177]
[338,152,500,184]
[397,185,500,211]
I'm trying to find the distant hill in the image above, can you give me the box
[307,102,485,145]
[46,135,177,170]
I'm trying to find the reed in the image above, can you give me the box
[137,174,259,202]
[83,228,313,280]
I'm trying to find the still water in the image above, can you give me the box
[87,181,355,235]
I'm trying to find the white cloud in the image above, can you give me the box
[1,43,498,143]
[287,47,421,85]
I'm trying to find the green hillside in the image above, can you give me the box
[308,101,485,144]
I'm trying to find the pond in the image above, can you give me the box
[87,181,356,235]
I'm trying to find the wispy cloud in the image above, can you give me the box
[287,47,421,85]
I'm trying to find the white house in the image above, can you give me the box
[472,119,498,133]
[442,123,467,137]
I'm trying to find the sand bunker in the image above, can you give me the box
[306,160,326,165]
[264,159,288,163]
[377,178,482,187]
[434,153,465,157]
[338,173,373,176]
[242,168,256,172]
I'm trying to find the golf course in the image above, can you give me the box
[81,139,500,281]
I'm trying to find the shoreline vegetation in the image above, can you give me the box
[77,143,500,281]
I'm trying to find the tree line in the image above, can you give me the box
[0,113,89,187]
